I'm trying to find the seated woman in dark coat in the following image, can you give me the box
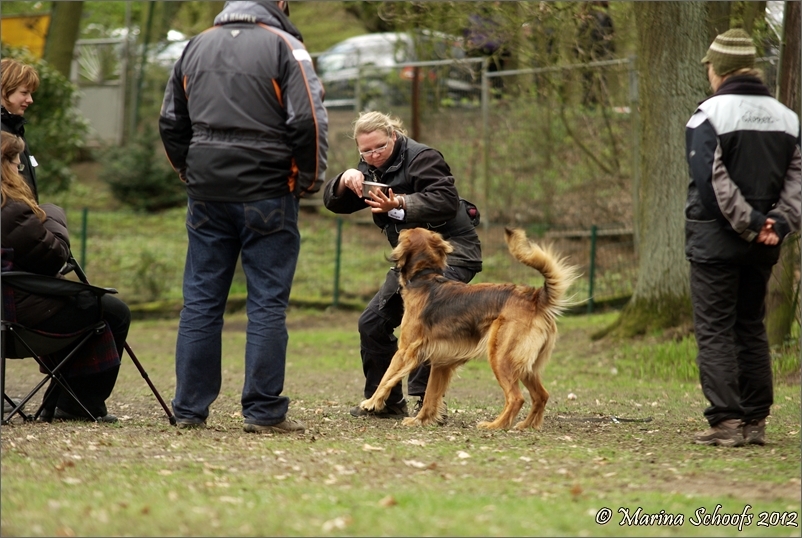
[1,132,130,422]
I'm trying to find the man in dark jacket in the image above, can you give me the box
[1,58,41,200]
[323,111,481,421]
[159,0,328,434]
[686,29,801,447]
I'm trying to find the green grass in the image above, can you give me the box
[2,310,800,536]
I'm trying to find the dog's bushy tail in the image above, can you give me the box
[504,227,580,316]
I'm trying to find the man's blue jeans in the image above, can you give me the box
[173,194,300,426]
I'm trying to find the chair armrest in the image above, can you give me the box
[1,272,117,297]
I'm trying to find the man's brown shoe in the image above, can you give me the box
[694,418,745,447]
[243,417,305,434]
[742,418,766,445]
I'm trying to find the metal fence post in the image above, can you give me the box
[480,56,490,225]
[629,56,640,251]
[587,224,598,314]
[80,207,88,270]
[333,217,343,308]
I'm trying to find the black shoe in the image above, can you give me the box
[350,400,408,419]
[412,397,448,425]
[244,417,305,434]
[175,418,207,430]
[54,408,118,423]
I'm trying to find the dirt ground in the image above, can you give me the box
[3,308,800,516]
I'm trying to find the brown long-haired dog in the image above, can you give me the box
[360,227,579,429]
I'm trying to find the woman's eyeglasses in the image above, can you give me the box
[358,141,390,158]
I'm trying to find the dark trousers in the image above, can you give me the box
[690,262,774,426]
[34,294,130,417]
[358,265,477,404]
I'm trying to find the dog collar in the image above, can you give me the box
[407,268,444,282]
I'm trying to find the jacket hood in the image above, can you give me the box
[699,74,772,105]
[214,1,303,42]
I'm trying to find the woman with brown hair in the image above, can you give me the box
[1,132,130,422]
[1,58,41,200]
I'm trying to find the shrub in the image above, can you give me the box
[100,124,186,212]
[1,44,89,194]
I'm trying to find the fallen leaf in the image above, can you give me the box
[158,469,172,476]
[403,460,427,468]
[379,495,397,507]
[362,443,384,452]
[62,478,82,485]
[55,461,75,471]
[321,516,352,532]
[456,451,471,459]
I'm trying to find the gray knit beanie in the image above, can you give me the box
[701,28,756,76]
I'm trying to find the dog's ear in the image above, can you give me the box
[390,229,413,270]
[428,231,454,258]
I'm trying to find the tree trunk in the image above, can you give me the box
[766,239,800,346]
[740,1,766,35]
[600,2,708,339]
[43,1,84,78]
[765,0,801,346]
[707,1,732,41]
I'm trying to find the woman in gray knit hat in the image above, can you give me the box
[685,28,801,447]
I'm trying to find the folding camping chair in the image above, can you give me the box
[1,268,176,425]
[1,271,113,424]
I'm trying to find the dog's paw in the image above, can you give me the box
[477,420,502,430]
[360,399,382,411]
[402,416,422,427]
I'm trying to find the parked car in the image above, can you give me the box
[314,31,480,109]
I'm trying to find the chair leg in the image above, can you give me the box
[124,343,176,425]
[34,378,60,422]
[23,331,100,422]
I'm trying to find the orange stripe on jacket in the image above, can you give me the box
[257,22,321,195]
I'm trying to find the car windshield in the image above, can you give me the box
[316,34,412,76]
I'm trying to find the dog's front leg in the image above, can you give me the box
[360,346,419,412]
[403,365,453,427]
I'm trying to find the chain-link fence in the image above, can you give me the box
[66,52,792,326]
[68,206,634,315]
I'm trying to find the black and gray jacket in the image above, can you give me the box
[1,201,71,325]
[1,107,38,201]
[323,135,482,271]
[685,75,801,265]
[159,1,328,201]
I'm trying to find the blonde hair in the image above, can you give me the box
[352,111,408,140]
[728,67,764,81]
[1,58,40,106]
[1,132,44,221]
